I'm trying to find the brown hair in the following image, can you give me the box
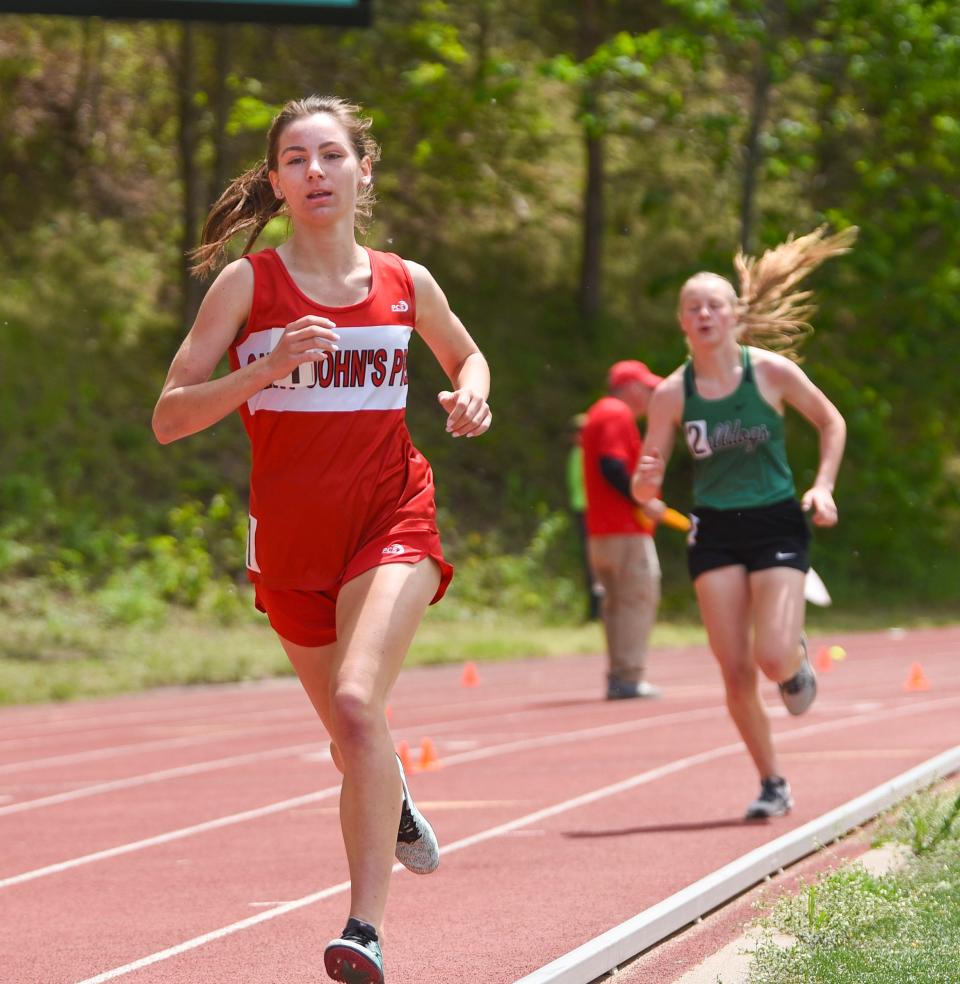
[190,95,381,277]
[734,225,858,361]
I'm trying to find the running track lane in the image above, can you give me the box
[1,626,958,983]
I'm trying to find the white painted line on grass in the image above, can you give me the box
[70,696,960,983]
[515,744,960,984]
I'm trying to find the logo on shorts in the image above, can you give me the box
[391,299,410,313]
[775,550,797,561]
[382,543,407,555]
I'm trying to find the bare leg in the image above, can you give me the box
[279,558,441,933]
[749,567,807,683]
[695,566,778,779]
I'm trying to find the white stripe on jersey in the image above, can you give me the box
[238,324,413,415]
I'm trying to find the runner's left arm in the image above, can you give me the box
[404,259,492,438]
[769,356,846,527]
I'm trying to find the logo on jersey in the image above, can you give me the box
[391,299,410,313]
[685,418,771,458]
[381,543,407,555]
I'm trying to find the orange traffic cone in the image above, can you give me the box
[815,647,834,673]
[903,662,931,692]
[419,737,442,770]
[461,661,481,688]
[396,739,413,774]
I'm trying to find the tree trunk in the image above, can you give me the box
[579,114,604,321]
[577,0,604,323]
[209,23,233,207]
[178,22,206,325]
[739,55,771,255]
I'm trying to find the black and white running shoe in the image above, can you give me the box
[395,754,440,874]
[324,918,384,984]
[746,776,794,819]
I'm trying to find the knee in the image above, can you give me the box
[330,686,381,747]
[753,641,795,683]
[721,662,757,703]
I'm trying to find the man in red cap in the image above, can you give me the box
[581,360,666,699]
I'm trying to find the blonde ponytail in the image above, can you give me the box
[734,225,858,361]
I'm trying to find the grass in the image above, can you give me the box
[0,582,709,705]
[744,784,960,984]
[1,574,957,706]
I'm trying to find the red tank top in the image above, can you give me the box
[230,247,440,590]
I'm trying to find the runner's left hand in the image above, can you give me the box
[801,485,838,527]
[438,389,492,438]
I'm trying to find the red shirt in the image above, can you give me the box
[581,396,648,536]
[229,247,441,590]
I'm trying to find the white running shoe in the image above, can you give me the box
[395,754,440,874]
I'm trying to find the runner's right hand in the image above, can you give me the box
[266,316,339,381]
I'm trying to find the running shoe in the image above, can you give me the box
[606,678,663,700]
[395,754,440,874]
[324,918,383,984]
[778,635,817,716]
[745,776,794,819]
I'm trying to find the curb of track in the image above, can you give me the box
[515,745,960,984]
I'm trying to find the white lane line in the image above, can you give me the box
[0,690,697,816]
[0,678,600,750]
[2,706,723,886]
[0,725,313,776]
[0,686,596,772]
[0,743,328,818]
[0,698,311,750]
[517,745,960,984]
[0,678,305,744]
[0,786,340,889]
[70,694,960,983]
[70,741,743,984]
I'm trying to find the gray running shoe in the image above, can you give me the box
[745,776,794,819]
[324,918,383,984]
[606,678,662,701]
[395,754,440,875]
[778,636,817,716]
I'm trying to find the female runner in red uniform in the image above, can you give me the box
[152,95,491,984]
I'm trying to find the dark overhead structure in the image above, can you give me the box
[0,1,372,26]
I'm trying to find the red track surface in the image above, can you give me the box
[2,626,959,984]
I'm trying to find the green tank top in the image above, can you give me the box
[682,347,795,509]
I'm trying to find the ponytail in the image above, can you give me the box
[189,161,282,278]
[734,225,858,361]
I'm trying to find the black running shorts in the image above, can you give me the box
[687,498,811,581]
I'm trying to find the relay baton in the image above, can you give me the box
[634,504,691,533]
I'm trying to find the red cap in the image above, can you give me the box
[608,360,663,390]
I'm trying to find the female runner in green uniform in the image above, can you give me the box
[632,227,854,818]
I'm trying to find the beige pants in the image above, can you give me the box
[587,534,661,684]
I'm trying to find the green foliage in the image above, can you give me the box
[880,787,960,858]
[1,2,959,620]
[749,787,960,984]
[440,507,582,621]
